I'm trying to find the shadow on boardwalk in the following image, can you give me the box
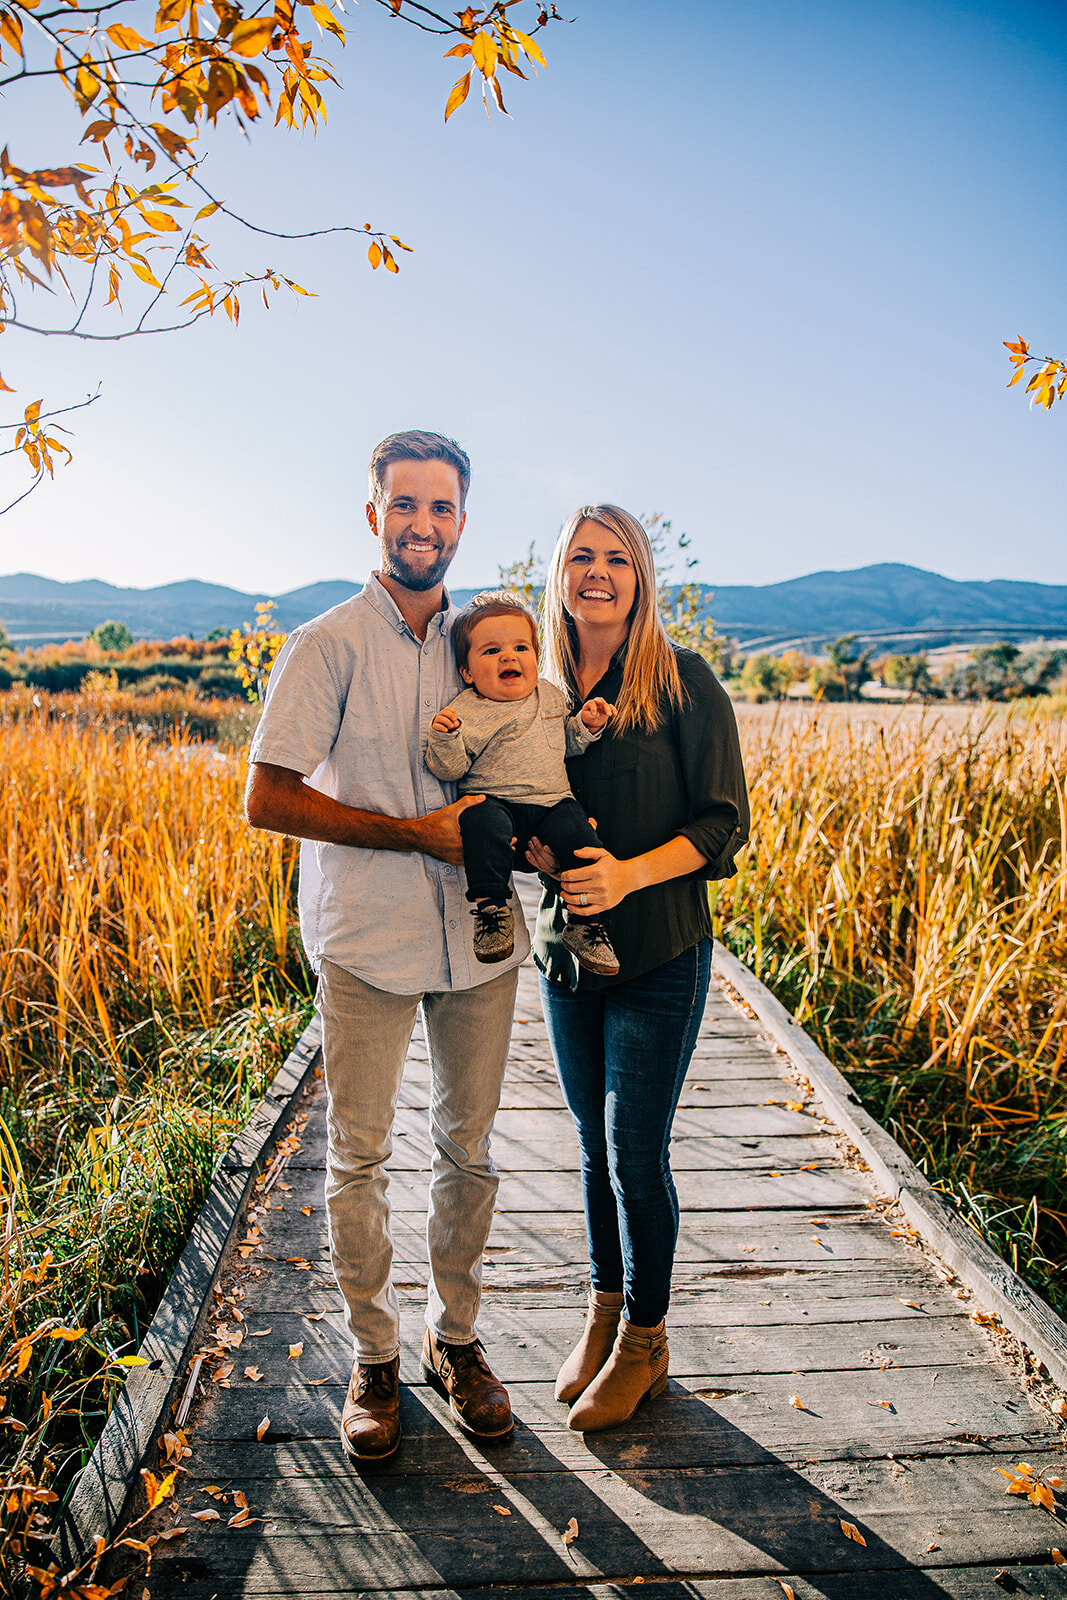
[121,933,1067,1600]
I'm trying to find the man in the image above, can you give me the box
[245,430,528,1464]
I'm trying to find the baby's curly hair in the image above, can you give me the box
[451,591,539,673]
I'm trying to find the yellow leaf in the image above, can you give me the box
[141,208,180,231]
[244,1365,263,1381]
[367,240,382,269]
[444,69,471,121]
[75,63,100,106]
[1031,1483,1056,1512]
[48,1324,85,1340]
[789,1394,804,1409]
[471,30,497,77]
[512,29,546,69]
[195,200,221,220]
[0,371,15,393]
[777,1585,796,1600]
[230,16,274,55]
[288,1343,303,1360]
[142,1467,178,1509]
[128,258,162,289]
[256,1414,270,1440]
[491,1503,511,1516]
[561,1516,578,1546]
[192,1509,221,1521]
[0,8,24,55]
[105,23,148,49]
[1052,1549,1065,1564]
[114,1355,149,1367]
[840,1519,866,1546]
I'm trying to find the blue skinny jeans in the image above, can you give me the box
[539,938,712,1327]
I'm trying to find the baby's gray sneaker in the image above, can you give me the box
[562,920,620,977]
[472,902,514,963]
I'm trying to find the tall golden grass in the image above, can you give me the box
[0,703,309,1594]
[718,702,1067,1305]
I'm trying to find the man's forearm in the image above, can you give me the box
[245,762,475,866]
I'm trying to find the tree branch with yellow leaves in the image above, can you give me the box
[0,0,563,491]
[1004,337,1065,412]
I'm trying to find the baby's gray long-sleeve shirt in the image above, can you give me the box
[424,680,601,807]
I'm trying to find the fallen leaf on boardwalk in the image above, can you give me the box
[192,1509,221,1521]
[243,1367,263,1382]
[769,1171,783,1177]
[811,1237,822,1245]
[789,1394,805,1409]
[1052,1548,1065,1564]
[247,1329,272,1338]
[895,1298,923,1310]
[1056,1398,1067,1419]
[141,1468,178,1510]
[490,1504,511,1516]
[159,1527,185,1541]
[301,1206,314,1215]
[839,1519,866,1546]
[305,1310,328,1322]
[233,1491,250,1511]
[201,1486,226,1498]
[800,1163,819,1171]
[866,1399,895,1411]
[288,1343,304,1361]
[776,1584,796,1600]
[1049,1477,1064,1488]
[971,1310,1000,1327]
[306,1376,333,1385]
[992,1573,1013,1589]
[925,1542,939,1552]
[256,1416,270,1441]
[562,1517,578,1545]
[213,1362,234,1383]
[228,1511,259,1528]
[286,1258,313,1271]
[808,1218,829,1225]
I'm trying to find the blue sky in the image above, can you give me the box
[2,0,1064,594]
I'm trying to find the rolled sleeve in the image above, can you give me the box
[249,631,345,777]
[673,652,751,880]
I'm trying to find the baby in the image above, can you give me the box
[425,590,620,976]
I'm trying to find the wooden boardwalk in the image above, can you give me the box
[137,905,1067,1599]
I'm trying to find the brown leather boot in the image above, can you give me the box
[422,1330,513,1441]
[566,1318,668,1432]
[554,1288,624,1404]
[341,1355,401,1463]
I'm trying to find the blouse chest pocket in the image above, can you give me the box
[587,734,638,780]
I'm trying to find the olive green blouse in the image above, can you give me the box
[533,646,750,990]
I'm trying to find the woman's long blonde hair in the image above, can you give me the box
[541,504,684,736]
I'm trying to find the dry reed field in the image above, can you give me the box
[0,696,310,1592]
[719,700,1067,1313]
[1,689,1065,1594]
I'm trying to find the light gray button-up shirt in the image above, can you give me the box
[248,574,530,994]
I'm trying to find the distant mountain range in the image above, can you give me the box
[2,564,1067,652]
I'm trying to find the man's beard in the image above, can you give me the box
[380,546,454,592]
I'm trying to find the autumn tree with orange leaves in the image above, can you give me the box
[0,0,561,508]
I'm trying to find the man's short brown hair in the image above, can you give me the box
[368,430,471,513]
[451,591,539,673]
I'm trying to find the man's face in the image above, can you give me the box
[366,459,465,592]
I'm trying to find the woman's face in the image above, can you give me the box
[562,519,639,633]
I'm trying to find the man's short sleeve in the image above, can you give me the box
[248,629,346,777]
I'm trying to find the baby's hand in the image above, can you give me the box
[580,697,616,734]
[431,708,461,734]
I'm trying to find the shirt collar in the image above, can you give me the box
[362,572,453,637]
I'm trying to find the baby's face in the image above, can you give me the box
[461,613,539,702]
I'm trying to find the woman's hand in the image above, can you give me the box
[560,846,641,916]
[525,834,560,876]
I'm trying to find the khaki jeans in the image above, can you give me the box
[316,958,518,1362]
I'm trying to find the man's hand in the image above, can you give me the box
[409,794,484,866]
[580,697,616,734]
[431,707,462,734]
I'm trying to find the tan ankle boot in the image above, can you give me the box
[566,1317,668,1432]
[554,1288,624,1404]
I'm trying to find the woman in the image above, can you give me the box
[530,504,749,1432]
